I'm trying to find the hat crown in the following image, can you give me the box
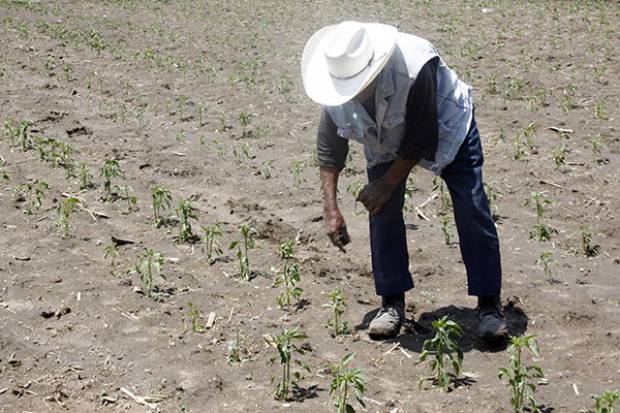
[324,22,374,79]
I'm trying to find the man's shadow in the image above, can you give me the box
[355,303,528,353]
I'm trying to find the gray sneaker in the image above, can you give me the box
[369,300,405,340]
[478,299,508,340]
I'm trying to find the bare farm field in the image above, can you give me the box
[0,1,619,412]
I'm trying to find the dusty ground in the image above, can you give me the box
[0,1,619,412]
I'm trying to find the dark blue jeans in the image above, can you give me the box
[367,117,502,297]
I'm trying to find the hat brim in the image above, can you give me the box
[302,23,398,107]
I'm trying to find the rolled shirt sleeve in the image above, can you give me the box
[316,108,349,171]
[397,57,439,162]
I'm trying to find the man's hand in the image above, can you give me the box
[320,166,350,252]
[357,177,396,216]
[324,205,350,251]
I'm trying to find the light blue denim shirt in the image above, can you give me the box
[325,33,473,174]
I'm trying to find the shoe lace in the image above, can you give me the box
[377,304,403,319]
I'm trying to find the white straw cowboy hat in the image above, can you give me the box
[301,21,398,106]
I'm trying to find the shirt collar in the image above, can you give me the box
[376,60,396,99]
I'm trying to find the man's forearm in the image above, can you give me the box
[320,166,340,209]
[382,157,419,189]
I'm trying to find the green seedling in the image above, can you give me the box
[103,244,120,276]
[201,222,223,264]
[536,251,553,277]
[560,84,577,113]
[17,180,48,215]
[595,389,619,413]
[526,192,557,241]
[151,186,172,228]
[273,240,303,311]
[18,120,33,152]
[594,99,608,120]
[175,95,189,121]
[4,119,33,151]
[580,224,599,257]
[78,162,94,189]
[513,135,527,161]
[117,186,137,212]
[323,288,350,336]
[330,353,366,413]
[100,159,123,199]
[484,183,502,221]
[552,144,567,168]
[233,142,251,166]
[498,335,545,413]
[87,30,105,54]
[440,215,452,246]
[134,248,165,297]
[438,180,451,210]
[346,181,364,214]
[522,122,536,151]
[266,328,310,401]
[229,222,258,280]
[260,160,274,179]
[56,197,80,236]
[418,316,463,391]
[186,302,205,333]
[291,160,305,189]
[591,134,606,164]
[176,196,198,243]
[487,73,498,94]
[238,111,253,139]
[227,330,251,364]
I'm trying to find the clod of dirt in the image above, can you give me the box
[66,125,91,137]
[111,236,135,246]
[40,304,71,319]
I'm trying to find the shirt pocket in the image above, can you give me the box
[382,112,405,130]
[337,126,364,143]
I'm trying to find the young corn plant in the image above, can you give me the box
[291,160,305,189]
[229,222,258,281]
[201,222,223,264]
[440,215,452,246]
[526,192,557,241]
[418,316,464,391]
[176,196,199,243]
[17,180,48,215]
[273,240,303,311]
[330,353,367,413]
[536,251,553,277]
[151,186,172,228]
[185,302,205,333]
[118,186,137,213]
[498,335,545,413]
[266,328,310,401]
[134,248,165,297]
[5,119,34,151]
[346,181,364,214]
[484,183,502,221]
[260,160,274,179]
[103,244,120,276]
[323,288,350,336]
[227,330,251,364]
[78,162,94,190]
[100,159,123,200]
[590,134,606,164]
[56,197,80,236]
[238,111,253,139]
[595,389,619,413]
[580,224,599,257]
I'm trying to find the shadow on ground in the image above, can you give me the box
[355,304,529,353]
